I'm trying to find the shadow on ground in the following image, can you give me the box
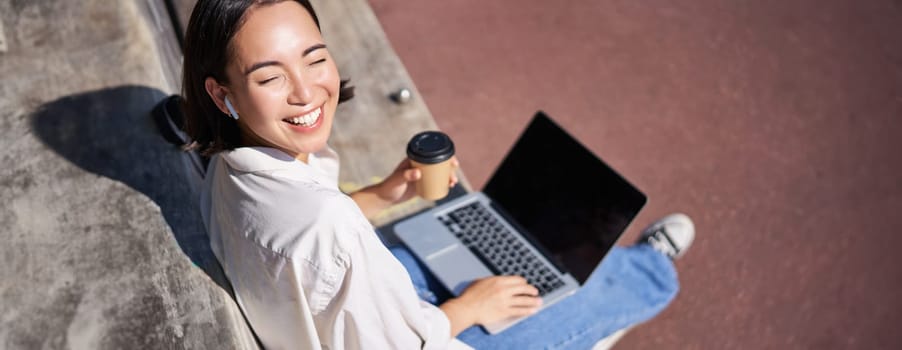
[30,85,230,292]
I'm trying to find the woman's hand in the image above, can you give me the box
[350,157,459,219]
[439,275,542,336]
[376,157,460,205]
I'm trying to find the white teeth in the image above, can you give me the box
[286,108,321,127]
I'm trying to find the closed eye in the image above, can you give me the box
[311,58,327,65]
[259,76,279,85]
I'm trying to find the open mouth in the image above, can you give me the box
[283,106,322,128]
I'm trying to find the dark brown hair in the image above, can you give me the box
[181,0,354,156]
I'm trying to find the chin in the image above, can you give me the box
[290,137,330,155]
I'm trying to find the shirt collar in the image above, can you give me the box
[220,146,341,187]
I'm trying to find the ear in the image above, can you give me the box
[204,77,231,115]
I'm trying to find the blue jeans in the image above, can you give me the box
[388,243,679,349]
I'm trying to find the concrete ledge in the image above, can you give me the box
[0,1,256,348]
[1,0,468,348]
[0,17,8,53]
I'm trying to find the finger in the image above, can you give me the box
[508,295,543,308]
[404,168,421,181]
[451,157,460,168]
[506,302,542,317]
[395,158,411,171]
[449,173,458,187]
[498,275,529,286]
[508,284,540,297]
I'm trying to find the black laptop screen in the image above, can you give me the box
[483,112,647,283]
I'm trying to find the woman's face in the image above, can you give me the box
[207,1,340,162]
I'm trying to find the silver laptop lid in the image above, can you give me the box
[482,111,647,283]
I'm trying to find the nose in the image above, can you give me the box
[288,77,315,105]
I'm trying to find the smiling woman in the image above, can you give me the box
[206,4,337,163]
[181,0,353,159]
[179,1,690,349]
[181,1,473,349]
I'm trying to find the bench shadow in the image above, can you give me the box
[30,85,230,292]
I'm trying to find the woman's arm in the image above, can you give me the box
[350,158,458,220]
[349,158,421,219]
[350,183,407,219]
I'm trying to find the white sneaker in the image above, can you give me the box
[638,213,695,259]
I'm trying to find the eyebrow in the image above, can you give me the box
[243,43,328,76]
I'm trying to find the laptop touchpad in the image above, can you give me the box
[398,222,460,256]
[427,245,493,295]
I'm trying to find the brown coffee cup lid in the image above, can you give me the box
[407,131,455,164]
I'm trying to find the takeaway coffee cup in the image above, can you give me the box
[407,131,455,200]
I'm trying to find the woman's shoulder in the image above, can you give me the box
[217,147,302,173]
[205,151,370,260]
[260,194,371,266]
[212,147,340,189]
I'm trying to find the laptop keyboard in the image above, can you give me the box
[437,202,565,296]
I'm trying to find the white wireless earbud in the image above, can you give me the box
[224,96,240,120]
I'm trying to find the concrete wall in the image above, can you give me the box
[0,1,257,348]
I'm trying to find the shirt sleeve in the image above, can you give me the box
[418,300,455,350]
[224,218,352,350]
[295,239,349,316]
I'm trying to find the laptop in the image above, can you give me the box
[393,111,647,333]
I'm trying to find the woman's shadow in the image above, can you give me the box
[31,85,230,292]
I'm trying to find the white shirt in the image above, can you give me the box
[200,147,471,350]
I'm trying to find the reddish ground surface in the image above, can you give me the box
[368,0,902,348]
